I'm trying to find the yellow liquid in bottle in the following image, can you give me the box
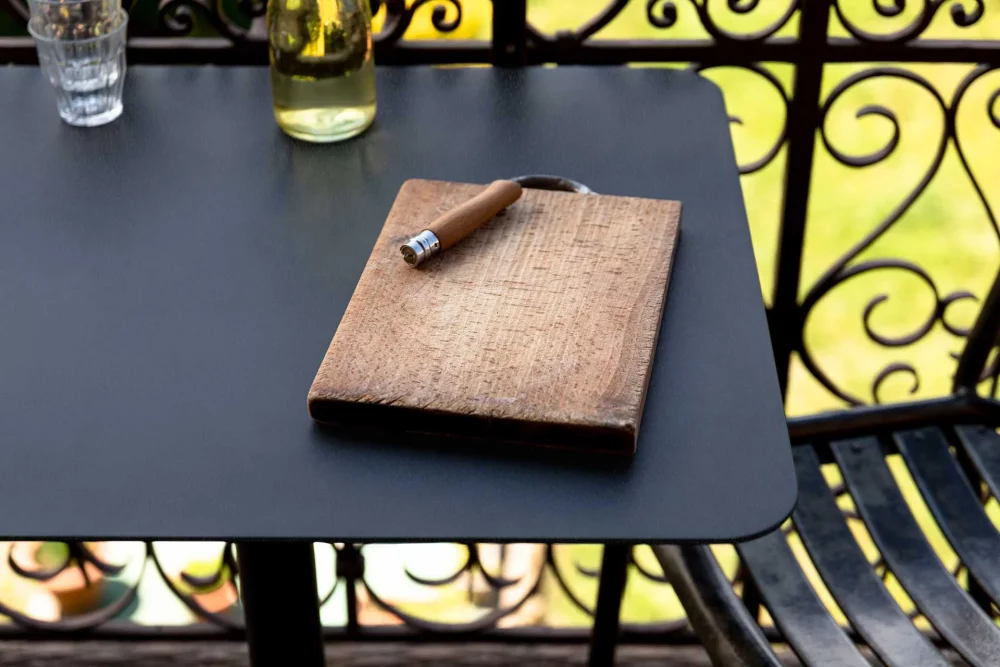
[268,0,376,143]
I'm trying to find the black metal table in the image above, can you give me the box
[0,66,794,666]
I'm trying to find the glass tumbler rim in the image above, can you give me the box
[28,8,127,43]
[27,0,118,8]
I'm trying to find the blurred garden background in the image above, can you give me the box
[0,0,997,639]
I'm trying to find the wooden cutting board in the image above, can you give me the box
[308,179,681,455]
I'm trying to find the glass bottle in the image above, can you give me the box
[267,0,376,143]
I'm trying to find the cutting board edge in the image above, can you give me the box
[307,395,638,456]
[629,211,682,442]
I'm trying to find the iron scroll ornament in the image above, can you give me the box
[795,64,999,406]
[832,0,985,44]
[523,0,802,47]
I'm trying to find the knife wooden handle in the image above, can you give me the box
[427,180,522,249]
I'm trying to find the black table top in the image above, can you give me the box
[0,66,793,543]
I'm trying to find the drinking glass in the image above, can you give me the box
[28,5,127,127]
[28,0,120,37]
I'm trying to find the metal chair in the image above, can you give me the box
[653,267,1000,667]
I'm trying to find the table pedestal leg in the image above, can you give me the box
[588,543,630,667]
[237,542,326,667]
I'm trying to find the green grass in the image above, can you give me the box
[373,0,1000,627]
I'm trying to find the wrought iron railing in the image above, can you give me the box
[0,541,698,639]
[0,0,998,644]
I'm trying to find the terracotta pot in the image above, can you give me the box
[171,558,240,617]
[191,581,239,614]
[10,542,107,617]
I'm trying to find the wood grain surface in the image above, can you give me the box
[428,179,522,249]
[308,179,681,455]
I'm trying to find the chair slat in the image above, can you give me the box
[792,446,948,667]
[955,424,1000,500]
[833,437,1000,667]
[896,427,1000,607]
[738,531,869,667]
